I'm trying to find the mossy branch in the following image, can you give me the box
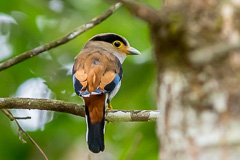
[0,98,159,122]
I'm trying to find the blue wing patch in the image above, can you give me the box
[91,87,106,95]
[73,74,90,97]
[81,89,90,97]
[104,74,121,93]
[73,74,83,96]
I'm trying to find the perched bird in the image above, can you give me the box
[72,33,141,153]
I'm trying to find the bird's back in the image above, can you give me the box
[73,47,122,93]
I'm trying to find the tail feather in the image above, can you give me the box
[85,106,105,153]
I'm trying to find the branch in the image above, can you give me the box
[114,0,160,24]
[0,98,85,116]
[106,109,159,122]
[0,98,159,122]
[0,2,122,72]
[1,109,48,160]
[189,41,240,65]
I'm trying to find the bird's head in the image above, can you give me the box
[86,33,141,63]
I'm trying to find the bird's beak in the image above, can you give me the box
[126,47,141,55]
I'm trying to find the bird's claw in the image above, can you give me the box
[106,102,113,110]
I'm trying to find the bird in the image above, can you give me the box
[72,33,141,153]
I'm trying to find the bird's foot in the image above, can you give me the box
[106,101,113,110]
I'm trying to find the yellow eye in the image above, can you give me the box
[113,40,122,48]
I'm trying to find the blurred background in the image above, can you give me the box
[0,0,160,159]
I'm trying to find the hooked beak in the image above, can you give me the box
[126,47,141,55]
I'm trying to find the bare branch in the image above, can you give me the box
[105,109,159,122]
[113,0,160,24]
[1,109,48,160]
[1,109,16,121]
[0,3,122,72]
[13,116,31,120]
[189,41,240,65]
[0,98,159,122]
[1,109,31,120]
[0,98,85,116]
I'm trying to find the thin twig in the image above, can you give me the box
[0,3,122,72]
[14,116,31,120]
[0,98,160,122]
[1,109,16,121]
[0,110,31,120]
[1,109,48,160]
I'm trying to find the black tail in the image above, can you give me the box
[85,106,105,153]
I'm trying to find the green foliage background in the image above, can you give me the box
[0,0,159,159]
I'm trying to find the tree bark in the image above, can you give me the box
[151,1,240,160]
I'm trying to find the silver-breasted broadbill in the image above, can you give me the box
[72,33,141,153]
